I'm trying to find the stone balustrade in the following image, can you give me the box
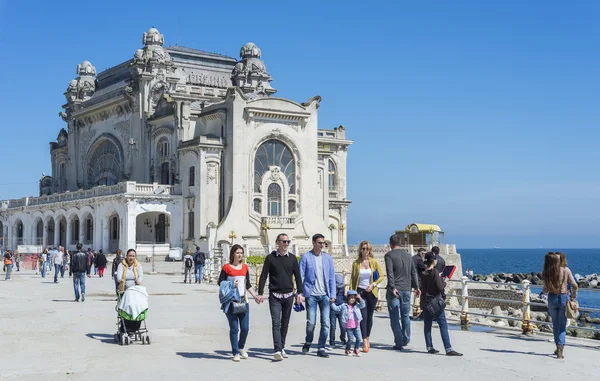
[0,181,179,209]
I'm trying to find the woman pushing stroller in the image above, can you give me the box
[114,249,150,345]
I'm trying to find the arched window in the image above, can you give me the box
[267,183,282,216]
[157,138,169,157]
[254,140,295,193]
[328,159,336,191]
[253,198,262,213]
[288,200,296,213]
[87,139,123,187]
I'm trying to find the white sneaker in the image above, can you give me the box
[239,349,249,359]
[273,352,283,361]
[281,349,288,358]
[232,354,241,362]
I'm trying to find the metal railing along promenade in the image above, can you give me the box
[437,277,600,335]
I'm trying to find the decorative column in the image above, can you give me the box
[79,218,85,246]
[66,219,72,249]
[42,222,48,247]
[53,220,60,248]
[125,201,137,252]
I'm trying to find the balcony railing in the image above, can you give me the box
[1,182,179,209]
[261,216,296,228]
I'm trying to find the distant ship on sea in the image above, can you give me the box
[493,246,501,249]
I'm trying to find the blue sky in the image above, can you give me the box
[0,1,598,248]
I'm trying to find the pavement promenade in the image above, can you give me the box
[1,267,599,381]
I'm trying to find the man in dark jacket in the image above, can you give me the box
[193,247,206,284]
[95,250,108,277]
[431,246,446,273]
[412,248,427,272]
[70,243,91,302]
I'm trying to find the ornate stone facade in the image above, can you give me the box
[0,27,352,255]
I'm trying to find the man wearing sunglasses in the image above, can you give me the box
[258,233,303,361]
[299,233,336,358]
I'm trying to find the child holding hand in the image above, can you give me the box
[330,290,366,356]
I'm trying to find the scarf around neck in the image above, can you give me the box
[119,259,139,293]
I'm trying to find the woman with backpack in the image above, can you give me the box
[183,250,194,283]
[419,252,462,356]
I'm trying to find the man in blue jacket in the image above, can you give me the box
[300,233,336,358]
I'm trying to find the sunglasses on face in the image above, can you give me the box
[361,247,368,251]
[278,240,291,244]
[316,242,326,245]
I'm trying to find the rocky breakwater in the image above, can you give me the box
[471,272,600,289]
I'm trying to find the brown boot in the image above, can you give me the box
[556,345,564,359]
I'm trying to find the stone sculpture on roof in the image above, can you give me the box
[64,60,96,104]
[231,42,276,96]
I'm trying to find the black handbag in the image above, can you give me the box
[425,294,446,320]
[231,286,248,315]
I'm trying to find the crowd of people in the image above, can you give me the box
[218,233,463,362]
[2,235,579,362]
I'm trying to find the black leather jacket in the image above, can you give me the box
[70,251,90,275]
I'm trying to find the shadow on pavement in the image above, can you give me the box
[480,348,550,357]
[368,342,428,354]
[52,299,76,302]
[86,333,117,344]
[176,351,231,360]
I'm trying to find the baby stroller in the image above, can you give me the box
[113,285,151,345]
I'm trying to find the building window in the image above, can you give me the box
[253,198,262,213]
[288,200,296,213]
[85,218,93,241]
[72,222,80,243]
[110,217,119,240]
[254,140,295,193]
[189,166,195,187]
[267,183,282,216]
[158,138,169,157]
[188,212,194,239]
[160,162,170,185]
[87,139,123,187]
[328,159,336,191]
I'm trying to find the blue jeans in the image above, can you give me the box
[330,307,346,344]
[72,272,86,300]
[387,290,412,347]
[423,307,452,352]
[345,327,362,351]
[41,262,47,278]
[54,264,61,282]
[547,293,567,346]
[305,295,330,350]
[194,264,203,283]
[5,264,13,280]
[225,303,250,355]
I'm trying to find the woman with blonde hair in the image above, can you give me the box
[542,252,578,359]
[350,240,385,352]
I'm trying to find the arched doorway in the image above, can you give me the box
[136,212,170,244]
[108,212,120,252]
[81,213,94,246]
[0,221,4,249]
[70,215,80,246]
[34,218,43,246]
[14,219,24,246]
[46,218,55,247]
[57,216,67,247]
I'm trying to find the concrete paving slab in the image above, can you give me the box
[1,268,599,381]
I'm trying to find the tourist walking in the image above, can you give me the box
[62,250,69,277]
[431,246,445,273]
[542,252,578,359]
[218,244,262,362]
[70,243,91,302]
[40,249,47,277]
[14,251,20,272]
[329,273,347,347]
[193,247,206,284]
[419,252,462,356]
[96,250,107,278]
[299,233,336,358]
[117,249,144,293]
[45,248,54,274]
[330,290,366,357]
[183,250,194,283]
[384,234,420,350]
[350,240,385,352]
[53,247,63,283]
[257,233,303,361]
[4,250,13,280]
[32,253,38,272]
[412,248,427,272]
[112,249,123,297]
